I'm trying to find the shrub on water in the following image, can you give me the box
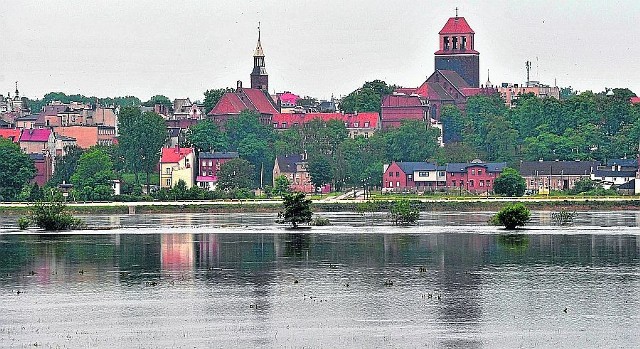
[17,216,30,230]
[390,199,420,226]
[311,216,331,226]
[31,199,84,231]
[490,203,530,230]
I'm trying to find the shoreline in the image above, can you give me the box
[0,198,638,215]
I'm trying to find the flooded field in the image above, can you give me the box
[0,211,639,348]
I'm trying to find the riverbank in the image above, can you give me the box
[0,197,638,215]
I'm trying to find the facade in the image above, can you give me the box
[382,162,447,192]
[160,146,195,189]
[273,154,318,193]
[591,159,638,189]
[519,160,600,192]
[434,15,480,88]
[380,94,428,129]
[19,129,55,156]
[196,152,239,190]
[29,153,53,187]
[53,126,113,148]
[272,112,379,138]
[446,160,506,193]
[498,82,560,108]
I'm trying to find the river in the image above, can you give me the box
[0,211,639,348]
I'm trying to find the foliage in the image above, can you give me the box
[226,110,275,186]
[49,146,84,186]
[340,80,395,113]
[17,216,30,230]
[70,147,115,201]
[384,120,440,161]
[0,138,36,201]
[497,234,530,252]
[493,168,526,197]
[28,92,140,113]
[217,158,255,191]
[118,106,167,189]
[185,119,228,152]
[308,155,333,191]
[203,88,233,114]
[551,210,577,226]
[30,198,84,231]
[390,199,420,226]
[490,203,530,230]
[273,175,291,197]
[569,178,599,195]
[143,95,172,107]
[311,216,331,226]
[277,192,313,228]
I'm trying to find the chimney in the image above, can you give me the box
[237,80,243,91]
[175,144,179,153]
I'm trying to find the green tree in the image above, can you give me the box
[217,158,255,191]
[118,106,167,191]
[307,155,333,192]
[570,178,599,195]
[0,138,36,201]
[143,95,172,107]
[384,120,440,161]
[390,199,420,226]
[203,88,233,114]
[277,192,312,228]
[340,80,395,113]
[493,168,526,197]
[30,197,84,231]
[226,110,275,186]
[490,203,530,230]
[273,175,291,197]
[49,146,85,186]
[185,119,228,152]
[70,148,115,201]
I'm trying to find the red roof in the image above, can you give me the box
[439,17,475,34]
[209,93,246,115]
[209,88,278,116]
[631,97,640,104]
[0,129,21,142]
[19,129,51,142]
[161,147,193,163]
[243,88,279,114]
[382,94,423,107]
[381,95,427,124]
[272,112,379,129]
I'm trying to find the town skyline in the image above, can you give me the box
[2,0,639,101]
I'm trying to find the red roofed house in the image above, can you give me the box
[160,146,195,189]
[0,129,21,143]
[272,112,379,138]
[381,94,428,128]
[19,128,55,156]
[209,27,278,126]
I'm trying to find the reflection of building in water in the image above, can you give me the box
[196,233,219,268]
[161,234,194,274]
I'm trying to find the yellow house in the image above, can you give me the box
[160,146,195,189]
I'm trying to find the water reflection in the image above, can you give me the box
[0,215,639,348]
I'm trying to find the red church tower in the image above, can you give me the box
[250,24,269,91]
[434,10,480,88]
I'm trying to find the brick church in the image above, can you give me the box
[381,13,496,130]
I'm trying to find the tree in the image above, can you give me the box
[493,168,526,197]
[277,192,312,228]
[570,178,599,195]
[118,106,167,191]
[49,146,84,186]
[384,120,440,162]
[390,199,420,226]
[340,80,395,113]
[30,197,84,231]
[217,158,255,191]
[203,88,233,114]
[273,175,291,197]
[490,203,530,230]
[307,155,333,192]
[0,138,36,201]
[185,119,228,152]
[143,95,172,107]
[70,148,115,201]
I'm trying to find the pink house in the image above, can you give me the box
[19,129,54,155]
[196,152,239,190]
[446,160,507,193]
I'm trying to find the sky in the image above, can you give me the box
[1,0,639,102]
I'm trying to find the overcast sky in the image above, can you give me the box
[1,0,639,102]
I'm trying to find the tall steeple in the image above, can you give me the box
[434,11,480,87]
[251,22,269,91]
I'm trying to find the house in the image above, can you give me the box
[52,126,116,148]
[196,152,239,190]
[446,160,507,193]
[54,134,77,157]
[160,146,195,189]
[29,153,53,187]
[519,160,600,192]
[591,159,638,189]
[382,161,447,192]
[380,94,429,129]
[0,128,21,143]
[0,119,13,129]
[19,128,55,156]
[15,115,40,129]
[498,82,560,108]
[271,112,379,138]
[273,154,329,193]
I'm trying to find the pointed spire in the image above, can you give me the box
[14,81,19,96]
[485,69,492,87]
[254,22,264,57]
[455,7,459,18]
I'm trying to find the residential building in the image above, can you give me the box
[273,154,326,193]
[272,112,379,138]
[382,162,447,192]
[160,146,195,189]
[498,82,560,108]
[591,159,638,189]
[0,128,21,143]
[29,153,53,187]
[15,115,39,129]
[380,94,428,129]
[196,152,239,190]
[519,160,600,192]
[0,119,13,129]
[276,92,299,112]
[168,98,204,129]
[52,125,116,148]
[54,134,77,157]
[19,129,55,156]
[446,160,507,193]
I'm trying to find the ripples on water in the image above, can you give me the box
[0,211,638,348]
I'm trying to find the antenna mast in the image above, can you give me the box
[525,61,531,87]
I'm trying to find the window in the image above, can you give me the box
[477,169,482,175]
[471,169,475,175]
[293,122,299,127]
[461,36,467,50]
[165,168,171,174]
[395,172,399,177]
[480,180,484,187]
[273,123,278,128]
[388,182,393,188]
[459,181,464,187]
[389,172,393,177]
[281,122,287,128]
[408,174,413,181]
[396,181,400,187]
[165,179,171,187]
[452,180,456,186]
[486,180,491,186]
[469,180,474,187]
[419,171,428,177]
[364,122,369,128]
[354,122,359,127]
[364,133,369,138]
[444,36,450,50]
[202,171,206,176]
[439,171,445,177]
[453,36,458,49]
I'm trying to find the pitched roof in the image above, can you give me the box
[210,93,247,115]
[16,114,39,121]
[19,129,51,142]
[272,112,379,129]
[242,88,278,114]
[160,147,193,163]
[438,70,471,90]
[606,158,637,167]
[209,88,278,116]
[630,97,640,104]
[200,151,239,159]
[439,16,475,35]
[40,105,67,117]
[396,162,437,173]
[276,154,304,173]
[519,160,600,176]
[0,129,21,142]
[593,169,636,178]
[446,161,507,173]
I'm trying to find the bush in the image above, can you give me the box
[311,216,331,226]
[390,199,420,226]
[551,210,576,225]
[490,203,530,230]
[277,192,312,228]
[31,199,85,231]
[17,216,30,230]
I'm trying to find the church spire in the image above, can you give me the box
[254,22,264,57]
[251,22,268,91]
[14,81,19,97]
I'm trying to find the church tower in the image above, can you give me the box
[434,10,480,88]
[250,23,268,91]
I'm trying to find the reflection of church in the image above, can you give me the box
[381,12,496,131]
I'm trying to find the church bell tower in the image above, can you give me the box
[250,23,269,91]
[434,10,480,87]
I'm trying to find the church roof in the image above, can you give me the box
[254,37,264,57]
[209,88,278,116]
[439,16,475,35]
[438,70,471,90]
